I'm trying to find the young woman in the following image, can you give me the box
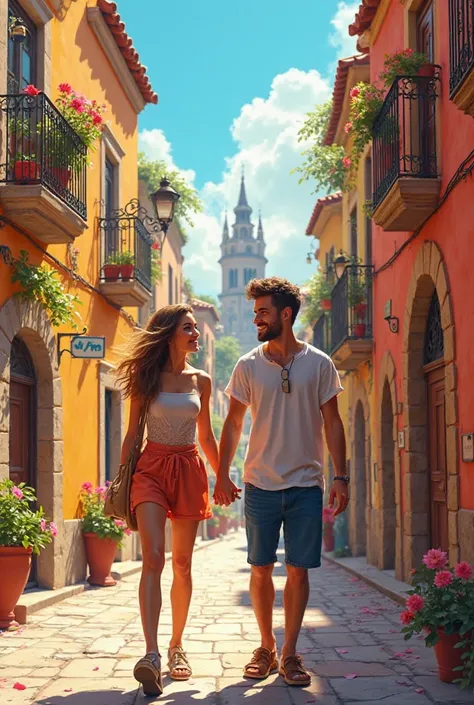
[116,304,222,696]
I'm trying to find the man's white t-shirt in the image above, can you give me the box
[225,343,343,492]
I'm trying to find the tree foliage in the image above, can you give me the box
[138,153,203,239]
[293,100,345,194]
[215,336,241,388]
[196,293,220,309]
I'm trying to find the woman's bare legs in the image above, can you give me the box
[170,519,199,650]
[136,502,168,655]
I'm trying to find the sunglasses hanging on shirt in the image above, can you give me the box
[281,356,295,394]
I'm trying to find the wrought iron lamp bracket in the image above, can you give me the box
[57,327,87,366]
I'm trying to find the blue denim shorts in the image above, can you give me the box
[244,483,323,569]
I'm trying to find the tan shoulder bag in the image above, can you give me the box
[104,401,149,531]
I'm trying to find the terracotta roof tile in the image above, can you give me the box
[349,0,382,41]
[191,299,220,321]
[305,193,342,235]
[324,53,370,146]
[97,0,158,104]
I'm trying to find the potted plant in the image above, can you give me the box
[0,479,56,630]
[103,255,121,282]
[207,516,220,540]
[379,49,432,86]
[322,506,335,552]
[119,251,135,281]
[345,83,384,186]
[12,154,39,181]
[400,549,474,687]
[349,274,368,338]
[80,482,131,587]
[319,276,333,312]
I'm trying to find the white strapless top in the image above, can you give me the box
[147,391,201,446]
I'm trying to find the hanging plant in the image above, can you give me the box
[151,241,162,285]
[11,250,82,328]
[379,49,430,87]
[343,83,384,187]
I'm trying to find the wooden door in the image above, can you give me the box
[9,381,31,486]
[427,364,448,552]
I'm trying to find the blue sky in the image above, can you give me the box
[117,1,359,297]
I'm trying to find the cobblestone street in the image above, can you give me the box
[0,533,472,705]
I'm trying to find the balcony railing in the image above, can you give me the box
[331,265,374,355]
[372,74,439,212]
[99,203,153,294]
[0,92,87,219]
[449,0,474,98]
[313,313,330,354]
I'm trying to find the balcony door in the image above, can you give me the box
[417,1,434,61]
[417,1,436,176]
[8,1,37,93]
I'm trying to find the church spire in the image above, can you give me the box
[237,172,249,208]
[257,210,264,241]
[221,211,229,243]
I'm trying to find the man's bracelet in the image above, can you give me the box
[334,475,350,485]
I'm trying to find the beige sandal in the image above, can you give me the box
[244,647,279,680]
[133,652,163,696]
[279,654,311,686]
[168,645,192,680]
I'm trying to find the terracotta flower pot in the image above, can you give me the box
[219,516,229,535]
[103,264,120,282]
[320,299,332,312]
[207,524,219,540]
[14,160,39,181]
[434,629,471,683]
[418,63,436,78]
[120,264,135,281]
[353,323,366,338]
[0,546,32,630]
[83,533,118,587]
[323,526,335,553]
[49,166,71,188]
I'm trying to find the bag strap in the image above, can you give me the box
[129,399,150,461]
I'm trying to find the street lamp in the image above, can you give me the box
[9,17,28,43]
[334,249,350,280]
[151,177,180,234]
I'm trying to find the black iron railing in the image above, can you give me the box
[449,0,474,97]
[331,265,374,354]
[372,74,439,212]
[0,92,87,219]
[99,201,154,293]
[313,313,330,354]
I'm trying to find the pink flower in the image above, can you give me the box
[350,87,360,99]
[152,241,160,251]
[423,548,448,571]
[71,97,85,113]
[40,518,47,532]
[434,570,453,588]
[95,486,106,495]
[343,157,352,169]
[400,610,414,625]
[58,83,72,95]
[406,594,424,614]
[24,84,40,96]
[49,522,58,537]
[12,486,24,500]
[105,480,111,488]
[125,528,132,536]
[114,519,125,528]
[81,481,93,494]
[344,122,352,134]
[455,561,473,581]
[91,111,103,126]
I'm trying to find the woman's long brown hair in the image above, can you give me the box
[116,304,193,402]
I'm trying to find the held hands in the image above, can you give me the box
[329,479,350,517]
[213,476,242,507]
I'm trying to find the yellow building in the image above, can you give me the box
[0,0,162,588]
[306,54,377,563]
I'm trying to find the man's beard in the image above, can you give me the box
[257,320,283,341]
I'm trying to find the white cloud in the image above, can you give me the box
[138,6,353,298]
[329,2,359,58]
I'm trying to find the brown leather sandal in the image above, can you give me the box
[279,654,311,686]
[168,645,192,680]
[133,652,163,696]
[244,647,279,680]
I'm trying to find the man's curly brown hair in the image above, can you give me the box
[245,277,302,324]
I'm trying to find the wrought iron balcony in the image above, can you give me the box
[449,0,474,115]
[313,313,330,355]
[0,92,87,243]
[372,74,441,232]
[99,200,155,308]
[330,265,374,370]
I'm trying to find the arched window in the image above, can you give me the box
[424,291,444,365]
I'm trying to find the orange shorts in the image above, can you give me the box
[130,441,211,521]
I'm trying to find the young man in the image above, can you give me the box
[214,277,349,687]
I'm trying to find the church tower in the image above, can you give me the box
[219,175,267,352]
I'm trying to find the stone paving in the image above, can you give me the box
[0,533,472,704]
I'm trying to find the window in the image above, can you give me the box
[229,269,238,288]
[417,1,434,61]
[241,227,248,239]
[168,264,173,304]
[350,207,358,258]
[8,2,37,93]
[364,157,372,265]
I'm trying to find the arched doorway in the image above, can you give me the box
[353,401,367,556]
[9,337,37,489]
[380,380,396,569]
[423,291,448,552]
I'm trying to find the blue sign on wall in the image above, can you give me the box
[71,336,105,359]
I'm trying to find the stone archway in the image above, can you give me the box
[377,351,403,578]
[402,241,458,578]
[0,298,63,589]
[349,380,371,558]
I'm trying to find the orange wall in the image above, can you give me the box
[371,1,474,509]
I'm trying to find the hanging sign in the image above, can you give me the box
[71,336,105,359]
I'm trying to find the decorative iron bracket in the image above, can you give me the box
[57,327,87,366]
[0,245,13,265]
